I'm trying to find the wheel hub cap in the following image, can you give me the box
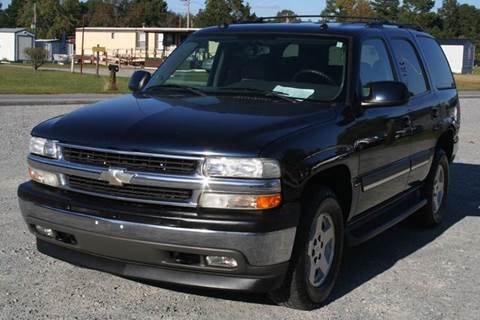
[432,165,445,214]
[307,213,335,287]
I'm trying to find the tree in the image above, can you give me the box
[399,0,435,29]
[438,0,460,38]
[402,0,435,14]
[230,0,253,21]
[371,0,400,21]
[85,0,119,27]
[0,2,9,27]
[122,0,169,27]
[24,47,47,70]
[195,0,254,27]
[456,4,480,40]
[275,10,301,23]
[321,0,374,19]
[5,0,23,27]
[321,0,342,16]
[16,0,78,38]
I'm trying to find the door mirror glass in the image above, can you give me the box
[361,81,410,107]
[128,70,151,92]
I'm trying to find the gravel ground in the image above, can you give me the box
[0,100,479,320]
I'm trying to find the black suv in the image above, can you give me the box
[18,20,460,309]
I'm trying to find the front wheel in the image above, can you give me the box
[270,187,344,310]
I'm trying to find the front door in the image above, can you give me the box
[353,37,412,214]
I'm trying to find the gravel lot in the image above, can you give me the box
[1,99,479,320]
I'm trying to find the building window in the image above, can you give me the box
[163,33,174,46]
[136,32,146,49]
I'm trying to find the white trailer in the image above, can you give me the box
[0,28,35,62]
[440,39,475,74]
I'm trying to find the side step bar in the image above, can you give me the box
[346,188,427,246]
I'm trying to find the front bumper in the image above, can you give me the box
[18,184,297,292]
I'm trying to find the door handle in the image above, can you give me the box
[402,116,412,128]
[395,116,412,138]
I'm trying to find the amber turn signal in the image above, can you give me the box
[256,194,282,209]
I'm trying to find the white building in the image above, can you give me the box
[0,28,35,62]
[74,27,199,60]
[440,39,476,74]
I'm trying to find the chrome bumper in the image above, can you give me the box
[19,198,296,266]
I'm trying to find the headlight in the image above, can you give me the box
[29,137,59,159]
[203,157,281,179]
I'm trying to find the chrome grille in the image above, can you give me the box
[62,147,198,175]
[68,175,192,203]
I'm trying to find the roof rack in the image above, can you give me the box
[249,15,424,32]
[255,15,384,23]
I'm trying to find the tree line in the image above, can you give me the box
[322,0,480,59]
[0,0,254,38]
[0,0,479,59]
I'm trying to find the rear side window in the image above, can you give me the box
[391,39,428,96]
[360,39,395,97]
[417,37,455,89]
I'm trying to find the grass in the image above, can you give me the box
[6,61,110,69]
[453,67,480,91]
[454,74,480,91]
[0,65,129,94]
[1,64,479,94]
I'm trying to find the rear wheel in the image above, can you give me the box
[417,149,449,226]
[270,187,344,310]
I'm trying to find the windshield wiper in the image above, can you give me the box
[145,84,207,97]
[216,87,298,104]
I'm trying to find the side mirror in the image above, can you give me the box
[361,81,410,107]
[128,70,151,92]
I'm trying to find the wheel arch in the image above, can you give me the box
[301,164,353,222]
[436,128,455,162]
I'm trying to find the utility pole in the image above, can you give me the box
[187,0,190,28]
[32,1,37,35]
[80,15,85,75]
[182,0,191,28]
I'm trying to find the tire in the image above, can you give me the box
[269,186,344,310]
[417,149,449,226]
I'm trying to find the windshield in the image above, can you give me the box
[146,34,348,102]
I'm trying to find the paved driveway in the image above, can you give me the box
[0,99,479,319]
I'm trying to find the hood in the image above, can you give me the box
[32,94,336,157]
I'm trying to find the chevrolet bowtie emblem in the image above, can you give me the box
[99,168,135,186]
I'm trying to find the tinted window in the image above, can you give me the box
[360,39,395,97]
[391,39,428,96]
[417,37,455,89]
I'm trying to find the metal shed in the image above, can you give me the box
[0,28,35,62]
[35,38,68,62]
[439,39,476,74]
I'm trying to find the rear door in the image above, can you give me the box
[353,37,412,214]
[410,36,458,183]
[386,35,438,186]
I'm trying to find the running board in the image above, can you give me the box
[346,193,427,246]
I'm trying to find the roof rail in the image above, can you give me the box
[256,15,385,23]
[250,14,424,32]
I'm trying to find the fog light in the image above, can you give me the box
[205,256,238,268]
[28,167,62,187]
[35,225,55,238]
[199,193,281,210]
